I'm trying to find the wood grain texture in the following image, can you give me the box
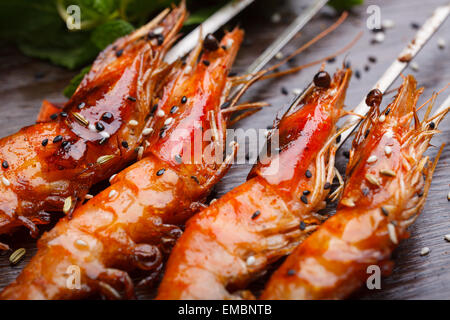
[0,0,449,299]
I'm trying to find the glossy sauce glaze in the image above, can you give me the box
[0,5,186,242]
[157,68,351,299]
[262,75,445,299]
[0,28,245,300]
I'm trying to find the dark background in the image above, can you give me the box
[0,0,449,299]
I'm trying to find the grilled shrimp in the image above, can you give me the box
[157,68,352,300]
[262,75,448,299]
[0,28,254,300]
[0,4,186,245]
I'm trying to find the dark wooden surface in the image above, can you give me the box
[0,0,449,299]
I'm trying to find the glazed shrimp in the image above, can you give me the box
[262,75,448,299]
[0,4,186,246]
[0,28,255,300]
[157,68,352,300]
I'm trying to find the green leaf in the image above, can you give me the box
[18,38,98,70]
[328,0,364,11]
[91,19,134,50]
[79,0,118,15]
[63,65,92,98]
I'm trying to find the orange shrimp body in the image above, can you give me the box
[0,6,186,243]
[262,75,446,299]
[0,29,245,300]
[157,69,351,299]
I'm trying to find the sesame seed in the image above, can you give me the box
[153,26,164,35]
[246,255,255,266]
[100,131,110,139]
[292,88,302,95]
[156,168,165,176]
[72,112,89,127]
[61,141,69,148]
[367,155,378,163]
[63,196,72,213]
[128,120,138,127]
[78,102,86,109]
[98,138,107,145]
[299,221,306,231]
[385,108,391,115]
[287,269,296,276]
[341,198,355,207]
[9,248,26,265]
[42,139,48,146]
[271,12,281,23]
[202,60,210,66]
[387,223,398,244]
[380,169,396,177]
[444,234,450,242]
[281,87,288,95]
[324,182,331,189]
[384,146,392,156]
[85,194,94,200]
[336,134,341,143]
[108,190,118,198]
[164,117,173,125]
[75,239,88,248]
[101,112,113,122]
[2,161,8,169]
[97,155,115,164]
[226,38,234,48]
[251,210,261,219]
[428,122,435,129]
[300,195,308,204]
[170,106,178,114]
[95,122,105,131]
[156,110,165,117]
[220,101,231,109]
[53,135,63,143]
[109,174,117,183]
[381,207,389,216]
[127,96,136,102]
[410,62,419,72]
[305,170,312,178]
[116,49,124,57]
[137,146,144,160]
[184,65,192,74]
[366,173,380,187]
[181,96,187,104]
[373,32,385,43]
[381,19,395,29]
[379,114,386,122]
[121,141,128,148]
[343,150,350,158]
[2,177,10,186]
[210,198,217,205]
[174,154,182,164]
[420,247,430,256]
[303,190,311,195]
[437,38,446,49]
[88,124,96,132]
[50,113,58,120]
[142,128,153,136]
[275,52,284,60]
